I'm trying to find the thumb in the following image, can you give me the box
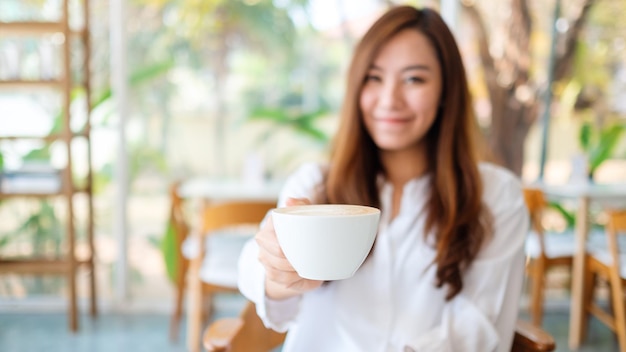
[286,197,311,206]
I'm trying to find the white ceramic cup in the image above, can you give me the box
[271,204,380,280]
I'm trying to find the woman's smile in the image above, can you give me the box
[373,115,414,129]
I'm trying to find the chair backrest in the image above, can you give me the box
[200,201,275,233]
[523,188,547,232]
[167,186,275,284]
[523,187,549,257]
[203,301,556,352]
[170,182,189,239]
[197,201,276,278]
[606,210,626,273]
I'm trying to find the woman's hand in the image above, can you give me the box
[256,197,323,300]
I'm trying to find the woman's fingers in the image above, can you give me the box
[257,196,322,296]
[257,245,293,271]
[286,197,311,206]
[256,215,294,271]
[287,278,324,293]
[264,265,300,284]
[255,216,284,257]
[265,266,322,293]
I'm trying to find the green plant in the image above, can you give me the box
[159,221,178,282]
[248,106,331,144]
[16,201,63,256]
[548,201,576,229]
[579,121,626,177]
[0,201,62,255]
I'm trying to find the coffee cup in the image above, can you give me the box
[271,204,380,280]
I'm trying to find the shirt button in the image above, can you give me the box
[403,346,416,352]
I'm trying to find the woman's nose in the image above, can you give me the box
[378,81,402,109]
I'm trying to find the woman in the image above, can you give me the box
[238,5,528,352]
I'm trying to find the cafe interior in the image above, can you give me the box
[1,0,625,351]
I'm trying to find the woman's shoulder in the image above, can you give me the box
[476,162,529,259]
[277,162,327,206]
[284,162,327,186]
[478,162,524,211]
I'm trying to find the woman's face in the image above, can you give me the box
[360,28,442,154]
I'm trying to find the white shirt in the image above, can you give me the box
[238,162,528,352]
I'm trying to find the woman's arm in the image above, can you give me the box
[237,163,325,331]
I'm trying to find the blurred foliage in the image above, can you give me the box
[129,143,168,179]
[249,107,331,144]
[579,122,625,175]
[0,200,63,258]
[548,201,576,229]
[91,59,175,125]
[159,220,177,282]
[15,201,63,255]
[554,1,626,178]
[127,0,301,70]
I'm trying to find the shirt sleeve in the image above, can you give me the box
[237,162,324,331]
[406,171,529,352]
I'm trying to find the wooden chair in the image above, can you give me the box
[583,210,626,351]
[202,301,556,352]
[523,187,574,326]
[186,200,276,352]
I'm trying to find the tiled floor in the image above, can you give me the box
[0,294,247,352]
[0,294,621,352]
[1,311,188,352]
[517,311,620,352]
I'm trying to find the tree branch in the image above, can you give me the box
[509,0,532,81]
[462,3,497,95]
[553,0,595,80]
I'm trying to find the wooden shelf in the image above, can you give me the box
[0,183,93,199]
[0,258,92,274]
[0,133,64,141]
[0,189,93,199]
[0,21,64,35]
[0,79,64,90]
[0,191,63,199]
[0,21,87,37]
[0,0,96,332]
[0,131,90,141]
[0,258,68,274]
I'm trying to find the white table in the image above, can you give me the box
[177,178,284,202]
[533,182,626,349]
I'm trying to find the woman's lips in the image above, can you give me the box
[373,116,412,128]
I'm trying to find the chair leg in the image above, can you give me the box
[203,291,214,326]
[89,258,97,317]
[169,276,186,341]
[581,268,596,343]
[87,218,97,318]
[608,277,626,352]
[68,262,78,332]
[530,259,546,326]
[187,265,203,352]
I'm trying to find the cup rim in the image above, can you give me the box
[272,204,380,217]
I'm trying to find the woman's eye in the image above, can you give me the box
[404,76,425,84]
[364,74,381,83]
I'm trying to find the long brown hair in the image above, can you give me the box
[324,6,492,300]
